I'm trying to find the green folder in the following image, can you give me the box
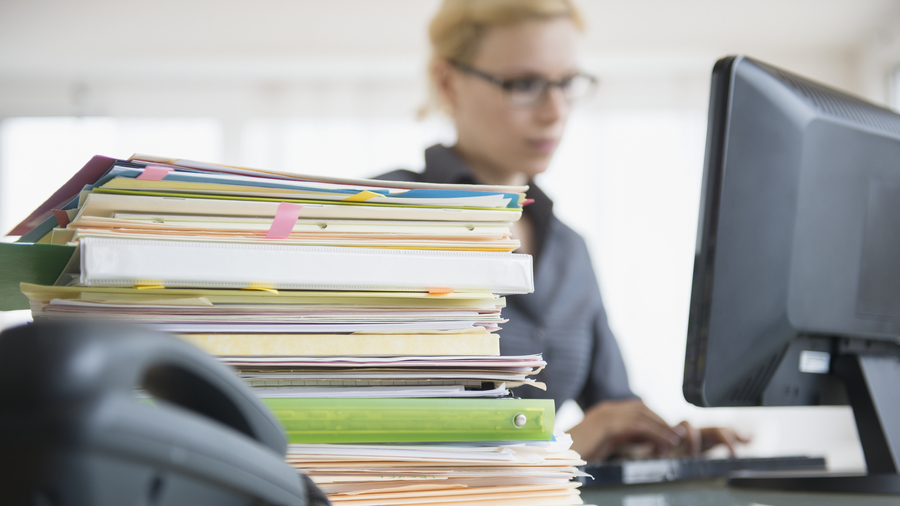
[262,397,554,444]
[0,243,75,311]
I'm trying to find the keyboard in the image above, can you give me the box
[582,455,827,486]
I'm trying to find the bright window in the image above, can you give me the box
[0,117,222,236]
[241,117,456,179]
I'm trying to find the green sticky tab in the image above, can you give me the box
[0,242,76,310]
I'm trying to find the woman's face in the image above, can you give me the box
[443,17,581,182]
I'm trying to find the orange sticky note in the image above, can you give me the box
[427,288,455,296]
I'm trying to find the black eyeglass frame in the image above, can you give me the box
[448,60,599,105]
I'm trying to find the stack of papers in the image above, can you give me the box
[26,154,525,251]
[22,284,511,357]
[288,436,589,504]
[229,355,548,394]
[7,154,589,505]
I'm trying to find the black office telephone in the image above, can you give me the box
[0,321,330,506]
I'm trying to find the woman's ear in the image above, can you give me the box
[431,59,458,115]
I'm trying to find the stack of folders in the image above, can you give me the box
[14,154,590,506]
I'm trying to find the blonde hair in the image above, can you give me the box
[421,0,585,117]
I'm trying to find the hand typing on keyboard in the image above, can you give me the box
[671,420,751,458]
[568,398,750,462]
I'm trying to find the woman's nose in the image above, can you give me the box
[535,86,570,124]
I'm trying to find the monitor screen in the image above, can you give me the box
[684,55,900,492]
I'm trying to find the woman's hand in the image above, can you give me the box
[568,398,682,462]
[672,421,751,457]
[567,399,749,462]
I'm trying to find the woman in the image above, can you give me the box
[379,0,745,462]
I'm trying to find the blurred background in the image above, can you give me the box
[3,0,900,470]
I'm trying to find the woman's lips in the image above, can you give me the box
[527,139,559,154]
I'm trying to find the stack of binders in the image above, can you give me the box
[7,154,589,505]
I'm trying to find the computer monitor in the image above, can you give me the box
[684,55,900,493]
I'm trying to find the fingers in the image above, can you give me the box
[617,401,683,449]
[675,421,702,457]
[699,427,751,456]
[703,427,735,456]
[567,399,752,463]
[570,399,681,461]
[626,417,681,451]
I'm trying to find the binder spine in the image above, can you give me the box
[262,398,555,443]
[79,238,534,294]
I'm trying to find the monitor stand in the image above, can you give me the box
[729,353,900,494]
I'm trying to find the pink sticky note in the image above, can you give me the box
[136,165,174,181]
[266,202,303,239]
[522,198,535,206]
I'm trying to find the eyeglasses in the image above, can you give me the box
[449,60,598,106]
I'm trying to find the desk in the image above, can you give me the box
[580,478,899,505]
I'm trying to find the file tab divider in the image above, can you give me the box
[51,210,71,228]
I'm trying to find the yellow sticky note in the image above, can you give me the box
[245,284,279,294]
[343,190,384,202]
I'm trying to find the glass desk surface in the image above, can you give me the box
[579,478,899,506]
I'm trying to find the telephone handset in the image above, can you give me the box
[0,321,329,506]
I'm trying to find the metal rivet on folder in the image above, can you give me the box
[514,414,527,427]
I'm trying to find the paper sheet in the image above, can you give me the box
[251,384,510,399]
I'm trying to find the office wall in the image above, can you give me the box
[4,0,900,470]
